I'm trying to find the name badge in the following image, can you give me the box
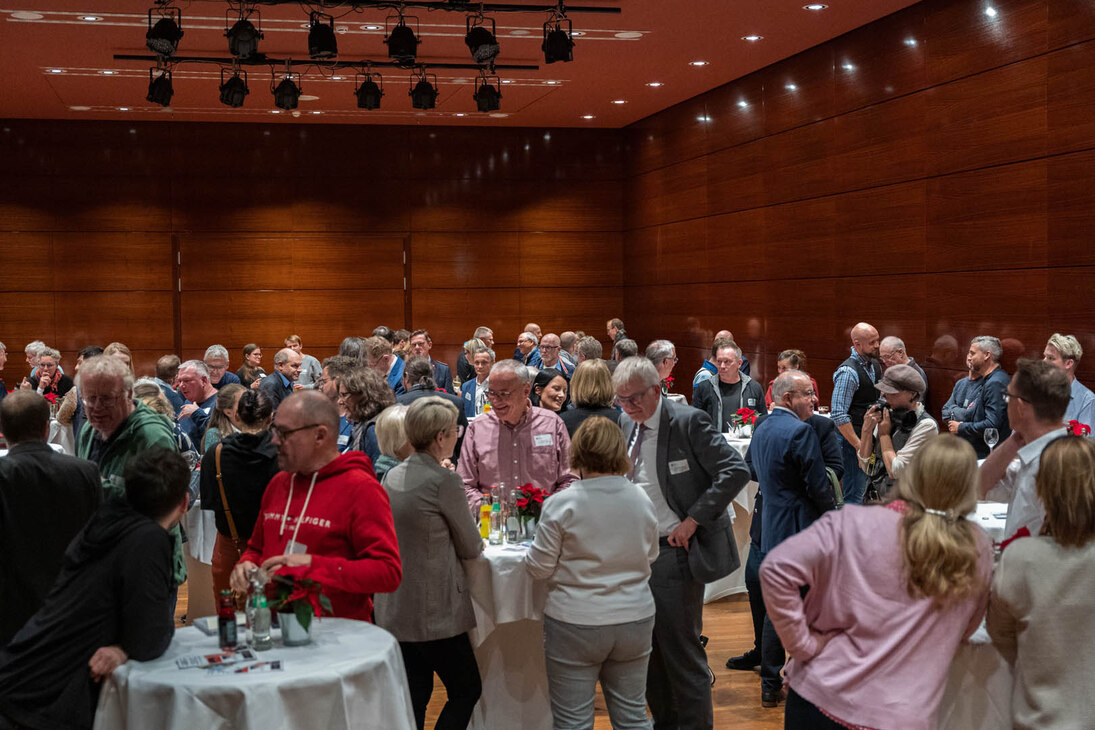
[534,433,553,447]
[465,391,473,401]
[286,540,308,555]
[669,459,690,475]
[338,434,349,446]
[747,398,756,407]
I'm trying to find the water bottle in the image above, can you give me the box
[250,593,272,651]
[489,502,503,545]
[505,489,519,543]
[479,502,492,540]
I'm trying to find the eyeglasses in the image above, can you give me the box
[82,393,126,408]
[206,364,227,372]
[486,389,515,400]
[1003,390,1029,404]
[614,387,653,408]
[271,423,322,439]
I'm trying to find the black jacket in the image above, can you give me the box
[0,502,175,730]
[0,441,101,646]
[397,385,468,463]
[560,405,622,437]
[199,430,279,541]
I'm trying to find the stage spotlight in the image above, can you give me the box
[273,73,301,110]
[474,74,501,112]
[226,12,263,59]
[409,69,438,109]
[355,72,384,110]
[386,14,420,64]
[146,68,174,106]
[542,17,574,64]
[308,12,338,59]
[219,67,249,108]
[146,7,183,57]
[465,16,500,65]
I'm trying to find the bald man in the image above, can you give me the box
[830,322,882,504]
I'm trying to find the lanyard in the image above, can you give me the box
[279,471,319,552]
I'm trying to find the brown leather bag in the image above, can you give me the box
[215,443,246,557]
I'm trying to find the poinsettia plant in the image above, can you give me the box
[269,566,333,632]
[730,407,757,430]
[1068,420,1091,436]
[42,392,59,404]
[514,483,547,520]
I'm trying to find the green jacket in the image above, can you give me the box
[78,401,187,585]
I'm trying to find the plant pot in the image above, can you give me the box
[520,516,538,540]
[279,609,313,646]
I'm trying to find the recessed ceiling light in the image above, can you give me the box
[100,70,116,75]
[689,60,709,66]
[509,29,531,36]
[614,31,643,39]
[803,3,828,9]
[489,112,508,118]
[696,115,712,123]
[581,114,595,119]
[12,11,44,20]
[841,62,856,71]
[984,6,998,18]
[331,76,343,80]
[49,68,63,74]
[545,80,560,85]
[737,100,750,109]
[502,79,514,84]
[646,81,663,87]
[571,31,585,36]
[904,37,918,47]
[611,99,627,104]
[742,35,763,42]
[361,24,382,30]
[785,83,798,91]
[80,15,101,21]
[270,110,281,114]
[69,106,90,111]
[455,113,466,117]
[119,106,129,111]
[311,110,323,115]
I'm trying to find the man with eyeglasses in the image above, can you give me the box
[613,356,750,729]
[538,333,573,377]
[979,358,1070,541]
[408,329,455,395]
[230,391,402,623]
[176,360,219,445]
[457,358,575,513]
[318,355,357,453]
[203,345,241,391]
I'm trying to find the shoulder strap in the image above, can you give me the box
[215,443,242,543]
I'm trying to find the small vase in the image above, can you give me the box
[521,516,538,540]
[279,610,313,646]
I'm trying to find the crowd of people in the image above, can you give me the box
[0,318,1093,730]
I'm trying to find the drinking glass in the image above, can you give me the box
[984,428,999,451]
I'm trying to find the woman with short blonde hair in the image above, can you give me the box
[761,434,993,728]
[103,342,134,375]
[987,436,1095,730]
[373,404,411,480]
[560,359,621,436]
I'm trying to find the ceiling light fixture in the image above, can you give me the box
[146,6,183,57]
[308,12,338,59]
[226,10,263,59]
[646,81,663,87]
[145,68,173,106]
[386,13,421,64]
[689,60,708,66]
[354,69,383,109]
[362,24,382,31]
[101,70,117,75]
[580,114,594,119]
[542,13,574,64]
[80,15,101,22]
[611,99,626,104]
[984,6,998,17]
[119,107,130,111]
[803,3,828,9]
[466,15,500,66]
[545,80,560,85]
[474,73,502,112]
[742,35,763,41]
[409,67,438,109]
[49,68,64,74]
[219,66,249,107]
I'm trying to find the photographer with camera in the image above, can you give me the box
[858,365,938,502]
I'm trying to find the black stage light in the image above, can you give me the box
[386,16,420,64]
[227,15,263,59]
[465,17,499,65]
[219,68,249,108]
[409,71,438,110]
[146,7,183,57]
[308,12,338,59]
[273,74,301,110]
[146,68,174,106]
[474,75,501,112]
[355,74,383,110]
[542,18,574,64]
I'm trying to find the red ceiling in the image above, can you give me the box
[0,1,920,127]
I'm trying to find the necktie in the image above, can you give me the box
[627,423,647,481]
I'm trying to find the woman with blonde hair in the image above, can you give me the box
[373,404,412,480]
[525,416,659,729]
[201,383,246,452]
[987,436,1095,729]
[559,359,620,436]
[102,342,134,375]
[760,433,993,729]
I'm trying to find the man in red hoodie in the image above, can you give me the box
[230,391,402,622]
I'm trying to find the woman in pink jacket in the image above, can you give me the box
[760,434,993,729]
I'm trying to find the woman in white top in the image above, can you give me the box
[987,435,1095,730]
[525,416,659,730]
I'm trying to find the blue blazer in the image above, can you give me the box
[432,360,455,395]
[459,379,480,419]
[748,408,836,554]
[387,356,406,396]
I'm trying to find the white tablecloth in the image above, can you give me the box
[465,544,551,730]
[971,501,1008,544]
[938,625,1013,730]
[48,418,75,455]
[704,435,758,602]
[94,618,415,730]
[183,506,219,564]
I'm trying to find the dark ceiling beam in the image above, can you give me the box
[115,53,541,70]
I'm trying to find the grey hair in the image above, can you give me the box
[772,370,810,402]
[645,339,675,363]
[24,340,47,356]
[76,355,135,392]
[274,348,292,366]
[880,336,906,353]
[518,331,539,346]
[713,340,742,359]
[204,344,229,361]
[38,347,61,361]
[577,336,603,361]
[375,404,409,457]
[0,341,5,352]
[178,359,211,379]
[473,326,493,339]
[612,356,660,390]
[491,358,533,383]
[471,346,496,362]
[971,336,1003,361]
[1047,333,1083,363]
[614,338,639,359]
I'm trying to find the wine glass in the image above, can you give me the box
[984,428,999,451]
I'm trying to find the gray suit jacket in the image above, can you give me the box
[373,452,484,642]
[621,398,751,582]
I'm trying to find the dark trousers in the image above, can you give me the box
[647,543,712,730]
[755,548,785,695]
[743,543,764,655]
[784,688,846,729]
[399,633,482,730]
[840,438,866,505]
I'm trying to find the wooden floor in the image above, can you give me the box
[176,588,782,729]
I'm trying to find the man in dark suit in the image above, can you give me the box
[0,391,101,646]
[748,370,837,706]
[259,347,302,413]
[398,356,467,464]
[409,329,454,395]
[614,356,750,730]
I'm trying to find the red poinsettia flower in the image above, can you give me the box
[515,484,548,518]
[736,407,757,425]
[664,376,675,387]
[1068,420,1091,436]
[42,392,59,404]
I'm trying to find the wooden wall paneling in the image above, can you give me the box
[650,219,708,286]
[410,288,523,347]
[761,44,835,137]
[705,138,767,217]
[518,288,624,342]
[180,291,294,351]
[831,92,927,191]
[925,159,1048,272]
[705,210,765,283]
[831,3,927,115]
[628,158,708,229]
[621,227,660,287]
[0,233,53,291]
[52,232,174,292]
[763,197,837,280]
[289,235,405,289]
[408,126,520,181]
[924,0,1048,87]
[832,181,927,277]
[0,294,56,374]
[1047,266,1095,383]
[761,119,837,205]
[292,290,405,345]
[621,281,726,351]
[0,176,173,232]
[517,128,625,182]
[179,235,294,290]
[924,56,1048,177]
[512,181,624,233]
[410,232,520,289]
[1047,41,1095,156]
[54,292,174,352]
[290,187,411,233]
[518,232,623,289]
[303,125,412,181]
[171,176,300,232]
[41,122,177,178]
[1047,0,1095,48]
[703,74,767,154]
[1047,150,1095,267]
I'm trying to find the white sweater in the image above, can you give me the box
[524,475,659,626]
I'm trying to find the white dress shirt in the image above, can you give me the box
[986,427,1067,539]
[628,397,680,536]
